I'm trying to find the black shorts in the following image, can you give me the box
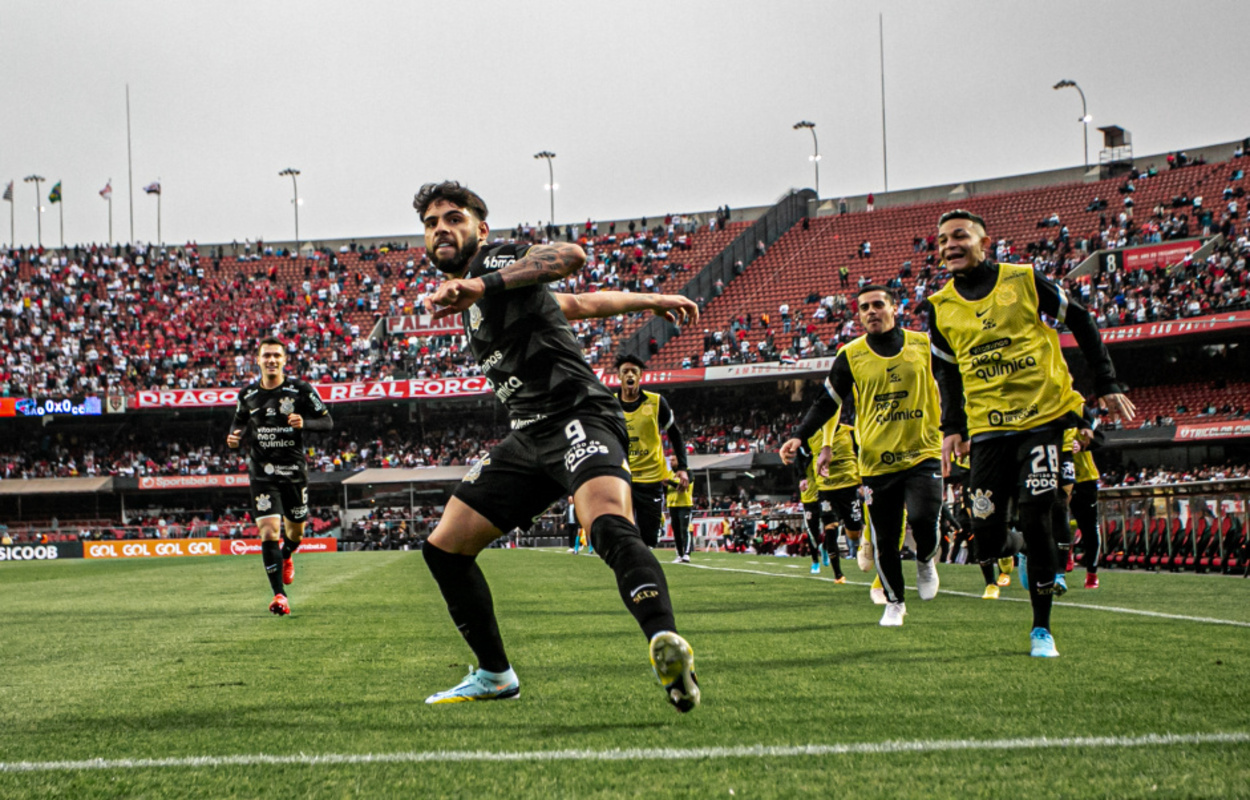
[453,412,631,534]
[631,481,667,547]
[250,477,309,523]
[968,427,1063,560]
[818,485,864,532]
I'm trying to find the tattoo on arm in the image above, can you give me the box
[499,244,585,289]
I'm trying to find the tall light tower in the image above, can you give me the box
[533,151,556,235]
[793,121,820,197]
[279,167,301,253]
[1053,80,1090,172]
[24,175,45,247]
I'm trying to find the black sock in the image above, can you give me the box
[281,534,301,560]
[1071,481,1100,573]
[1020,498,1060,630]
[980,561,998,585]
[592,514,677,640]
[422,542,510,673]
[261,540,284,595]
[826,530,844,577]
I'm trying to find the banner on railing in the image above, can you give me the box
[1174,421,1250,441]
[221,538,338,556]
[0,542,83,561]
[83,539,222,559]
[138,475,251,490]
[385,314,464,337]
[1058,311,1250,348]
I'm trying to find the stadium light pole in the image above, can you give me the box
[1053,80,1090,172]
[793,121,820,197]
[534,151,556,236]
[279,167,301,253]
[24,175,45,247]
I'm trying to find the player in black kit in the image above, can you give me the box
[227,337,332,616]
[416,181,702,712]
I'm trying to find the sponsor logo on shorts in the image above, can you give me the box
[970,489,995,519]
[1026,473,1058,496]
[565,439,610,472]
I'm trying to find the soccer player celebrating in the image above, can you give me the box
[416,181,701,711]
[927,209,1134,657]
[226,337,333,616]
[781,285,944,627]
[614,354,690,549]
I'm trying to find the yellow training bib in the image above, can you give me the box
[843,329,942,476]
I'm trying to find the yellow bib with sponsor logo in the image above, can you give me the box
[929,263,1084,437]
[1063,427,1101,484]
[843,329,942,477]
[666,479,693,507]
[800,424,824,504]
[819,420,860,491]
[624,391,673,484]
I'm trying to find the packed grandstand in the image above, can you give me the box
[2,138,1249,573]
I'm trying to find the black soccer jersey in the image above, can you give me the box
[230,377,329,480]
[461,242,620,428]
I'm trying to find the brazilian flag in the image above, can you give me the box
[48,181,62,204]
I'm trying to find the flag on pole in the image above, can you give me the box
[2,181,11,202]
[143,181,161,195]
[48,182,62,204]
[100,181,112,200]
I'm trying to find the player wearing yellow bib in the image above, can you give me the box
[615,354,690,549]
[794,418,860,581]
[1059,408,1105,589]
[666,457,695,563]
[928,209,1134,658]
[782,285,944,627]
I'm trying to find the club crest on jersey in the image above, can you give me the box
[256,493,272,512]
[468,304,483,332]
[970,489,995,519]
[279,397,295,415]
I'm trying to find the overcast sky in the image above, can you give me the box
[3,0,1247,248]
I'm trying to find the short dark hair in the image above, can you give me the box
[937,208,987,232]
[856,284,896,304]
[413,181,489,221]
[614,353,647,370]
[257,336,286,354]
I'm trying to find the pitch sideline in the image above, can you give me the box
[2,731,1246,773]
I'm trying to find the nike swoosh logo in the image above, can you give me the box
[975,309,990,317]
[931,474,942,479]
[886,366,899,372]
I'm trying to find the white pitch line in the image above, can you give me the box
[2,731,1245,773]
[681,562,1250,629]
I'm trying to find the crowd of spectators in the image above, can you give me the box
[1099,463,1250,487]
[0,211,723,402]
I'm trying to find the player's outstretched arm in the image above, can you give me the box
[555,291,699,325]
[426,243,588,319]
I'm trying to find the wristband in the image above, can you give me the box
[480,272,506,296]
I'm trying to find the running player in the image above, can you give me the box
[666,456,695,563]
[226,337,333,616]
[614,354,690,549]
[781,285,944,627]
[796,418,840,577]
[416,181,701,711]
[816,418,866,573]
[928,209,1134,657]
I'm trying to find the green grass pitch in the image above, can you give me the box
[2,549,1248,798]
